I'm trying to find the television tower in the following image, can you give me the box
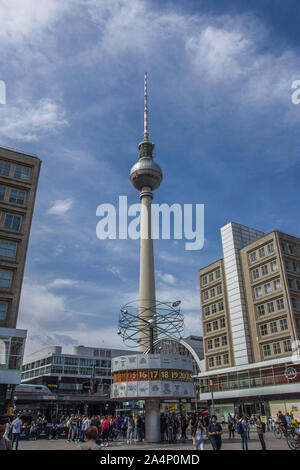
[130,73,163,352]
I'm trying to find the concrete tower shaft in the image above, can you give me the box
[129,73,162,352]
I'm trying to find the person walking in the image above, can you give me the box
[126,415,135,445]
[0,419,11,451]
[11,413,22,451]
[228,415,235,440]
[237,414,249,450]
[255,415,266,450]
[101,416,110,446]
[192,420,206,450]
[207,415,222,450]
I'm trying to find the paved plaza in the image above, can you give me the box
[16,429,290,451]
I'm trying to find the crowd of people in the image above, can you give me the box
[0,409,298,451]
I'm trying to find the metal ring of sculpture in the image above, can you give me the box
[118,299,184,349]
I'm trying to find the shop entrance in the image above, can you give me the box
[236,401,267,417]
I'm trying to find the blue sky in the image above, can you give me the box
[0,0,299,356]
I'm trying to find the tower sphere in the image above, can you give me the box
[130,140,163,191]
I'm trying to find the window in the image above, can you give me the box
[213,321,219,331]
[255,287,262,298]
[293,262,300,273]
[270,260,278,272]
[9,189,25,205]
[267,242,275,254]
[210,288,215,298]
[280,318,288,331]
[276,298,284,311]
[283,339,292,352]
[223,354,229,365]
[220,318,226,328]
[0,302,7,321]
[14,165,30,180]
[4,214,21,231]
[203,291,209,301]
[216,356,222,366]
[215,269,221,279]
[297,280,300,291]
[218,301,224,311]
[209,272,214,282]
[285,260,291,271]
[0,270,12,288]
[208,357,214,368]
[263,344,271,357]
[217,284,222,295]
[0,161,10,176]
[270,321,278,334]
[281,242,288,253]
[288,244,296,255]
[0,240,17,258]
[214,338,220,348]
[288,278,295,289]
[267,302,274,313]
[204,306,210,317]
[292,297,300,309]
[259,247,265,258]
[250,251,256,263]
[273,342,281,355]
[260,324,268,336]
[221,335,227,346]
[202,275,207,286]
[274,279,281,291]
[207,340,213,350]
[211,304,217,314]
[206,323,211,333]
[252,268,259,280]
[0,186,6,201]
[258,305,265,316]
[264,283,272,294]
[261,265,268,276]
[296,318,300,330]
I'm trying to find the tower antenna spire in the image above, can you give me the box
[144,72,149,140]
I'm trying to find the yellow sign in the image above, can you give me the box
[8,407,13,416]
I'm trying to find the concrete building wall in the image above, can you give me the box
[199,259,234,371]
[220,222,265,366]
[0,147,41,329]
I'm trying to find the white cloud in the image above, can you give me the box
[0,0,68,43]
[0,98,68,142]
[156,270,176,285]
[48,198,73,215]
[49,278,79,288]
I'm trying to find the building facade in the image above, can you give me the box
[0,146,41,414]
[197,222,300,419]
[21,345,137,417]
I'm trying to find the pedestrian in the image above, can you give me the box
[237,414,249,450]
[80,426,100,450]
[11,413,22,450]
[101,416,110,446]
[228,415,235,440]
[207,415,222,450]
[0,419,11,451]
[126,415,134,445]
[136,415,143,442]
[192,420,206,450]
[255,415,266,450]
[181,415,187,440]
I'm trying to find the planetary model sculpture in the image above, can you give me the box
[112,74,194,443]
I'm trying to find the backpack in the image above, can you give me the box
[236,421,244,435]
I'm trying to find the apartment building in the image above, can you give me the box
[197,222,300,419]
[0,146,41,414]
